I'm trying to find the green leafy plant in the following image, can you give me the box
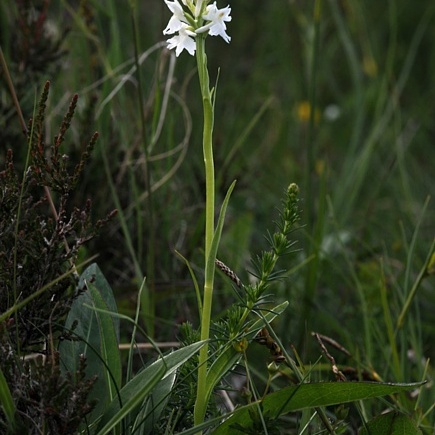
[1,0,434,434]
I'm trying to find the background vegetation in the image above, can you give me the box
[1,0,434,433]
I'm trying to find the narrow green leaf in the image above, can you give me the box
[0,368,16,431]
[96,341,206,434]
[205,180,236,279]
[396,236,435,329]
[360,411,423,435]
[245,301,289,340]
[175,250,202,317]
[127,277,147,384]
[214,381,425,434]
[205,347,241,403]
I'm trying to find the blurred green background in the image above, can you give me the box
[1,0,434,366]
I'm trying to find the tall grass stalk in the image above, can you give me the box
[131,2,156,337]
[326,0,365,158]
[299,0,325,348]
[304,0,322,227]
[379,259,402,380]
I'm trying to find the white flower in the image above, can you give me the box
[163,0,188,34]
[166,23,197,57]
[163,0,232,57]
[197,2,231,43]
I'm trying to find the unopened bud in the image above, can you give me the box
[288,183,299,196]
[267,361,280,374]
[233,338,248,353]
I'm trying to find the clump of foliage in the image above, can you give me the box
[0,80,115,432]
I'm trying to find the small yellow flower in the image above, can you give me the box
[315,159,325,176]
[363,56,378,77]
[232,337,248,352]
[296,101,320,124]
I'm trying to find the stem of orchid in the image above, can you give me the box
[194,34,216,428]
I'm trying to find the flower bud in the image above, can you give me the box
[232,337,248,353]
[267,361,280,374]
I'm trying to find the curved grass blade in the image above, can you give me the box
[96,341,207,434]
[175,250,202,317]
[0,368,16,432]
[205,180,236,281]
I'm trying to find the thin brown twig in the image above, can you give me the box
[0,46,28,135]
[312,332,347,382]
[313,332,352,357]
[118,342,180,350]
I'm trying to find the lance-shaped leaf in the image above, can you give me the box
[214,381,425,434]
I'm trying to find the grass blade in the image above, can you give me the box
[0,368,16,432]
[96,341,206,434]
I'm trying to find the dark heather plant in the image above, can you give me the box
[0,81,115,432]
[0,342,95,434]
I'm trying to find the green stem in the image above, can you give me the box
[196,38,215,257]
[131,8,156,337]
[194,35,216,428]
[305,0,322,228]
[300,0,322,350]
